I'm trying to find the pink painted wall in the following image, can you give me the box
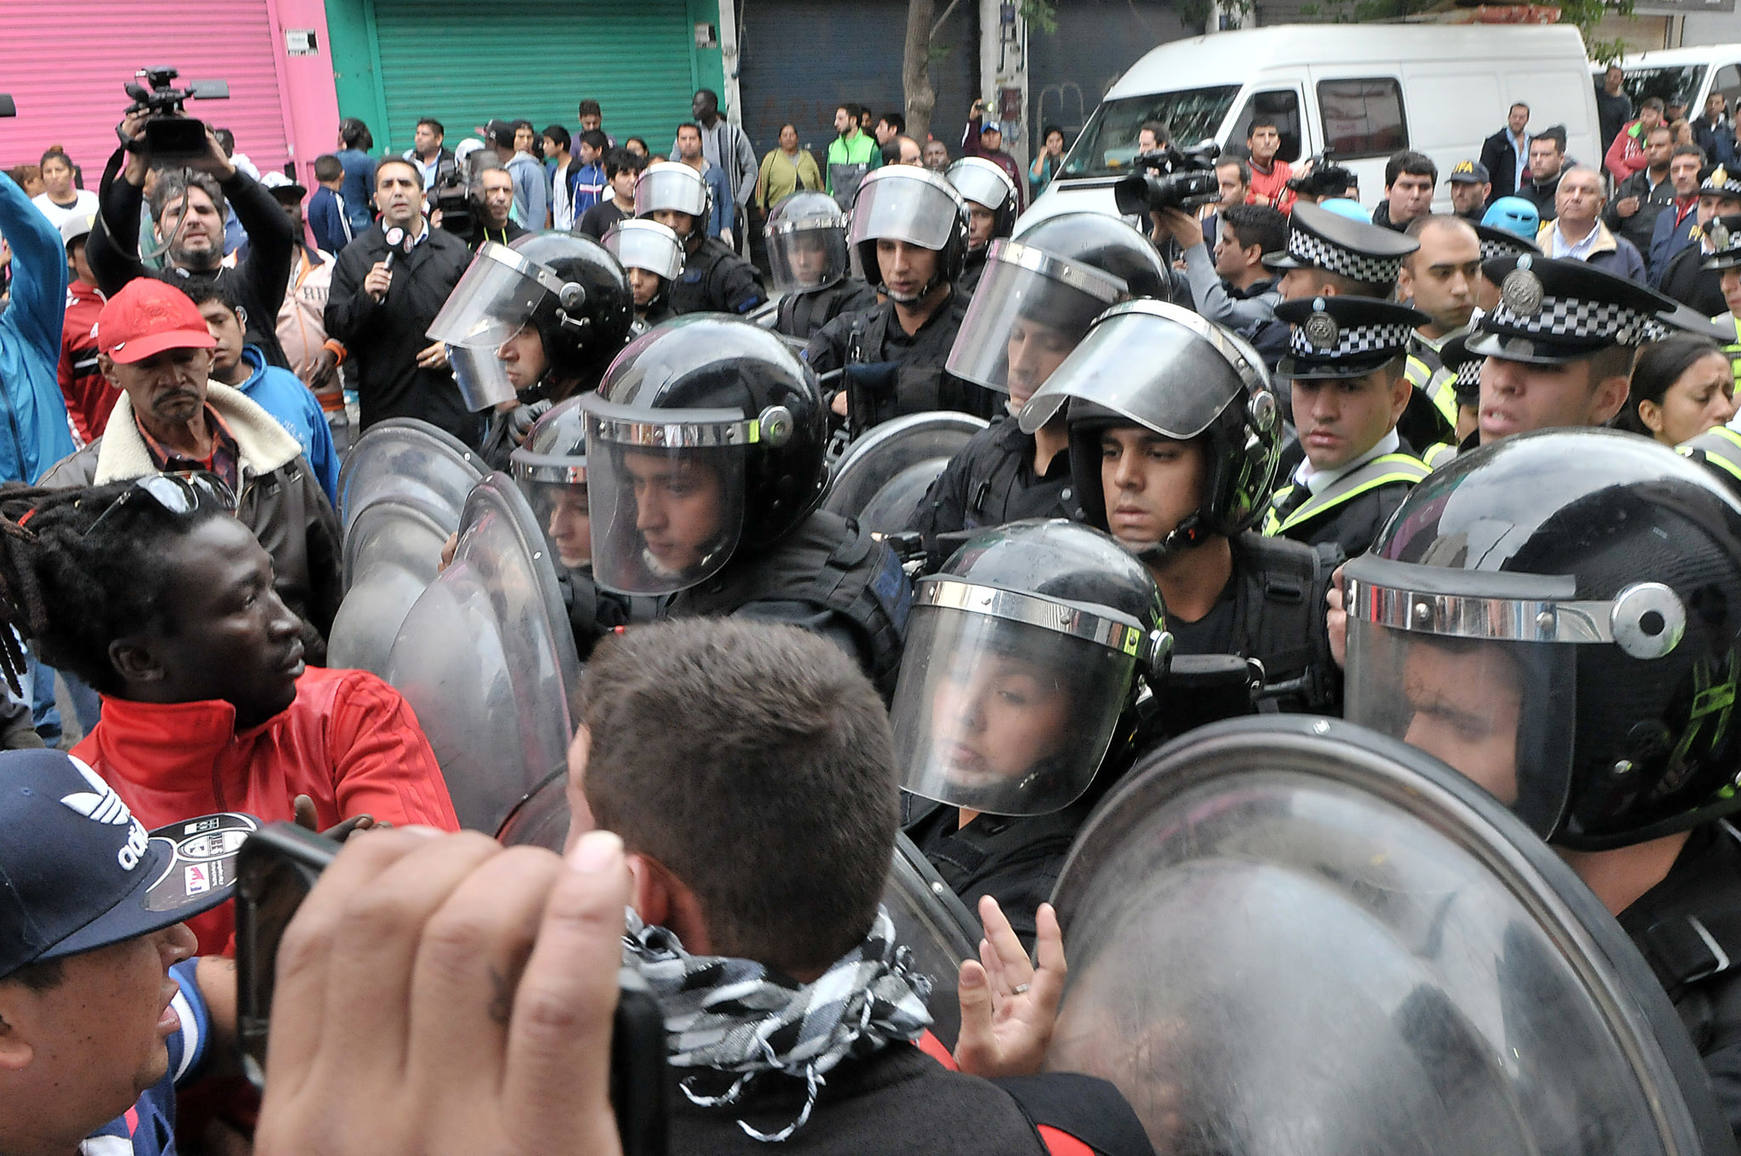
[269,0,344,188]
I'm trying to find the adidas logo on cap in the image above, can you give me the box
[59,757,149,869]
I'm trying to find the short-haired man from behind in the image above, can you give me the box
[306,154,353,257]
[571,618,1155,1155]
[1372,150,1437,233]
[1539,165,1647,281]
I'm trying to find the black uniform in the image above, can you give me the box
[1657,244,1727,317]
[774,278,877,342]
[805,293,1000,430]
[1262,447,1432,560]
[906,415,1082,557]
[87,147,296,369]
[668,236,765,316]
[1170,532,1341,714]
[1615,822,1741,1138]
[325,222,477,443]
[665,508,910,700]
[959,246,989,296]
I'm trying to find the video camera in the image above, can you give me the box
[1287,150,1358,201]
[1113,140,1223,215]
[123,67,229,163]
[235,823,668,1155]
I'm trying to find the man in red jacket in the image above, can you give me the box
[0,475,459,954]
[55,213,117,444]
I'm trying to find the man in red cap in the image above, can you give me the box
[39,278,341,657]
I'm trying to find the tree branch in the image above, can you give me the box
[930,0,965,42]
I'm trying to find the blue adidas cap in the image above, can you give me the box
[0,749,254,977]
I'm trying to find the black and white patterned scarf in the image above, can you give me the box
[622,906,934,1142]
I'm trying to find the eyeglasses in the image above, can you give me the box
[82,471,238,540]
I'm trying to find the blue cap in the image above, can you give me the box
[0,750,253,977]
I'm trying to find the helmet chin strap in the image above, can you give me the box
[1123,511,1209,565]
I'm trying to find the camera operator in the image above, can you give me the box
[1156,202,1288,368]
[86,107,296,370]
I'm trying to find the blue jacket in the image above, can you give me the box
[335,149,377,233]
[307,187,351,256]
[0,173,75,482]
[701,163,731,238]
[1649,205,1699,286]
[234,345,340,505]
[507,152,548,228]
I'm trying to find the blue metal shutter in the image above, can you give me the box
[737,0,977,164]
[0,0,292,180]
[369,0,701,155]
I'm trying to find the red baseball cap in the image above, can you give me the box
[97,277,217,365]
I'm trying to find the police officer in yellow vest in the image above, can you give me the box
[1263,296,1432,558]
[1701,213,1741,391]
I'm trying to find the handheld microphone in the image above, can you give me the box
[382,226,407,270]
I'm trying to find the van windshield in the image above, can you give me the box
[1618,63,1708,108]
[1060,87,1241,179]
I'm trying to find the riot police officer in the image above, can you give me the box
[1262,295,1433,558]
[426,230,634,470]
[602,218,684,332]
[896,519,1171,946]
[575,315,908,696]
[944,156,1019,296]
[1023,300,1340,712]
[907,213,1169,560]
[764,190,876,340]
[633,161,764,316]
[1342,428,1741,1136]
[805,166,998,434]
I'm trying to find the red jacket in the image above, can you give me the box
[58,278,116,445]
[1247,159,1297,213]
[1605,120,1651,184]
[73,666,460,953]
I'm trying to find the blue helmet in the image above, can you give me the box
[1482,196,1540,241]
[1317,197,1371,224]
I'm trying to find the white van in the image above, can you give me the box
[1607,44,1741,121]
[1019,23,1601,229]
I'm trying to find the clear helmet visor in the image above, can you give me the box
[1019,300,1265,435]
[577,394,748,596]
[427,242,551,349]
[891,582,1142,816]
[945,240,1126,404]
[446,342,518,411]
[603,220,685,281]
[767,224,850,295]
[634,163,709,220]
[1342,563,1578,840]
[848,170,962,250]
[945,157,1016,213]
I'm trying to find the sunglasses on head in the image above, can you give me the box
[81,471,238,540]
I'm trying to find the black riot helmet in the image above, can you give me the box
[576,316,829,596]
[892,519,1172,817]
[1344,428,1741,850]
[426,232,633,404]
[1012,211,1172,301]
[1022,300,1281,561]
[944,156,1019,243]
[848,165,971,299]
[509,395,592,575]
[764,190,851,294]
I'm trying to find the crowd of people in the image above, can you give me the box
[6,65,1741,1156]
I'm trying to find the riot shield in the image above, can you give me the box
[334,417,482,540]
[497,780,983,1049]
[381,474,582,833]
[822,411,988,534]
[326,420,485,673]
[1046,715,1737,1156]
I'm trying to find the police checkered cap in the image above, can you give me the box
[1283,226,1404,285]
[1472,222,1540,264]
[1483,290,1658,346]
[1274,295,1428,379]
[1701,163,1741,199]
[1471,254,1681,360]
[1287,318,1414,361]
[1454,353,1482,394]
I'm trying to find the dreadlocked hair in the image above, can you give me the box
[0,481,234,697]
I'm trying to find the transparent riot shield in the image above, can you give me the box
[1046,715,1737,1156]
[334,417,483,540]
[497,780,983,1049]
[381,474,582,833]
[823,411,988,534]
[327,420,485,673]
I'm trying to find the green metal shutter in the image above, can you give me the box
[368,0,704,155]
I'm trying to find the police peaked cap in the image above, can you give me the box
[1261,200,1418,288]
[1468,254,1693,364]
[1471,221,1541,263]
[1275,295,1429,381]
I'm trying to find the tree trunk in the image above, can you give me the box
[904,0,937,145]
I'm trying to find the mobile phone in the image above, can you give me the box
[235,823,667,1155]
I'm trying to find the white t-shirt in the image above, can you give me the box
[33,188,99,232]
